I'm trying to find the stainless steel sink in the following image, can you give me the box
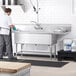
[14,24,71,34]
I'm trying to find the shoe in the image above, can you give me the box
[0,58,3,60]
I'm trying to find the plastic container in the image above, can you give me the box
[63,39,73,52]
[64,44,72,52]
[72,39,76,52]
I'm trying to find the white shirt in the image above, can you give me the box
[0,12,12,35]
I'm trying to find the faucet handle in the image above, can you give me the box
[34,26,43,30]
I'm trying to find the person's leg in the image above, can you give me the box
[8,0,11,5]
[3,0,5,5]
[2,39,7,55]
[4,35,13,58]
[0,35,4,58]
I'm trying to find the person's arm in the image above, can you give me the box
[8,16,14,28]
[8,16,16,30]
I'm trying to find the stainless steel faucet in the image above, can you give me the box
[31,21,43,30]
[30,0,42,30]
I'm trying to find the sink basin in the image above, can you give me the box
[14,24,51,34]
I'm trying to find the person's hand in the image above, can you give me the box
[10,25,14,28]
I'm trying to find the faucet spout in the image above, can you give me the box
[31,21,43,30]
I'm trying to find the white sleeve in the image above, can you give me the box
[8,16,12,25]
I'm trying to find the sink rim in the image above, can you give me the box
[13,30,70,35]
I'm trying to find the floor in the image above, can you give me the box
[16,56,76,76]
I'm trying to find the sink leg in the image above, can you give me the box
[21,44,24,57]
[16,43,17,57]
[54,44,56,60]
[49,45,52,59]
